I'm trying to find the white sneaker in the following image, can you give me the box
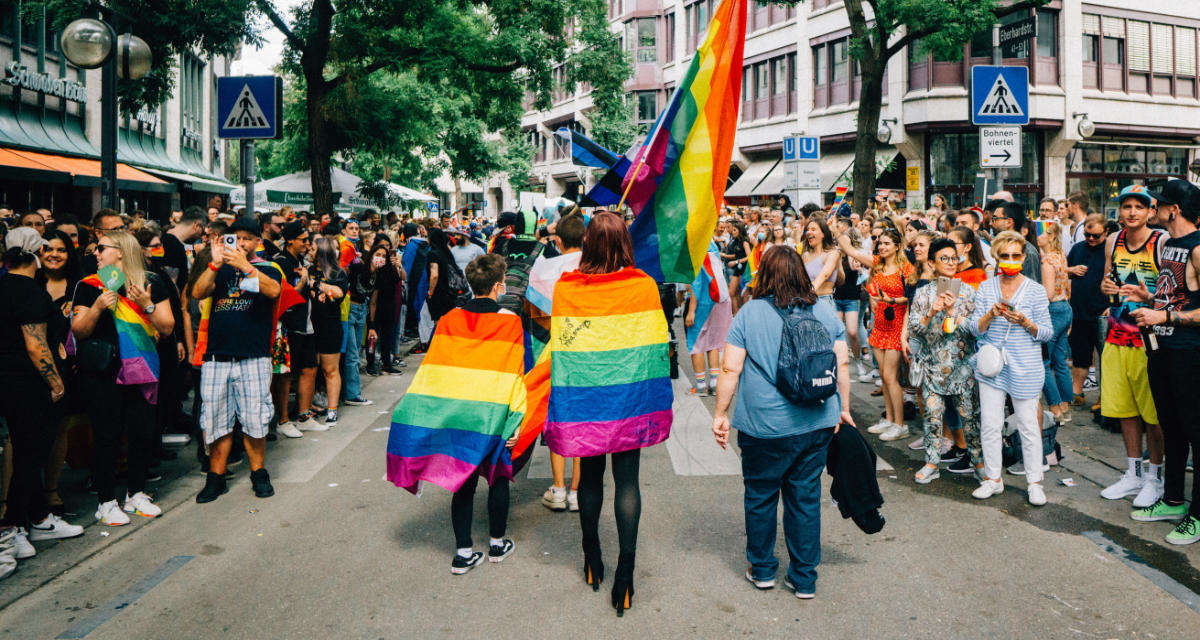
[567,490,579,512]
[856,370,875,383]
[277,421,303,438]
[541,486,567,511]
[1132,477,1164,509]
[879,423,910,441]
[907,436,925,451]
[95,499,131,526]
[28,513,84,541]
[874,378,883,387]
[1101,471,1144,500]
[12,528,35,559]
[123,492,162,518]
[1027,483,1047,506]
[297,417,329,432]
[0,528,18,580]
[972,479,1005,500]
[855,362,868,379]
[867,419,892,434]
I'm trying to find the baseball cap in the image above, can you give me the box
[5,226,48,254]
[1117,184,1153,207]
[281,220,307,241]
[229,216,261,235]
[1148,179,1200,209]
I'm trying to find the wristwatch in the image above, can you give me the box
[144,302,156,314]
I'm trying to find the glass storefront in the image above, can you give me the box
[1066,144,1190,218]
[928,131,1043,209]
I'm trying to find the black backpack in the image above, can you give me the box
[444,259,473,308]
[498,241,545,315]
[773,303,838,404]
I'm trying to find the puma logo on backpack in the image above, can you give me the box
[773,303,838,404]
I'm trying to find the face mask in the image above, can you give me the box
[372,256,386,268]
[757,233,766,242]
[997,261,1022,277]
[958,254,967,264]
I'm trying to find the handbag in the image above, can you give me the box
[76,338,119,375]
[976,280,1026,378]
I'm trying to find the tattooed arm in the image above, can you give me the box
[22,322,65,401]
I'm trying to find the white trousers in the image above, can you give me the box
[979,383,1044,484]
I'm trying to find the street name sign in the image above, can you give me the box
[217,76,283,140]
[979,126,1022,168]
[998,16,1037,58]
[970,66,1029,126]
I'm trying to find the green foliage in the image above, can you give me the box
[29,0,259,115]
[569,0,636,152]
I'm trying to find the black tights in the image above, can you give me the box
[367,315,397,369]
[450,476,509,549]
[578,449,641,555]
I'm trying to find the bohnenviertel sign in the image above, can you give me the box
[3,62,87,103]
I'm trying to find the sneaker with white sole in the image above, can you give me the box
[972,479,1004,499]
[344,397,374,406]
[95,499,130,526]
[123,492,162,518]
[867,419,892,434]
[745,568,776,590]
[856,371,876,383]
[907,436,925,451]
[324,410,339,427]
[0,528,18,579]
[782,576,815,599]
[28,514,84,541]
[1132,477,1164,509]
[567,490,579,512]
[277,421,303,438]
[879,423,910,441]
[12,528,35,559]
[297,415,328,432]
[1101,470,1144,500]
[451,551,485,575]
[1131,499,1188,522]
[1166,515,1200,545]
[1027,483,1047,506]
[488,539,515,563]
[541,486,567,511]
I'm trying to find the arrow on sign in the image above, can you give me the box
[989,150,1012,162]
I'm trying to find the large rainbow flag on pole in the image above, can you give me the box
[604,0,747,283]
[386,308,528,494]
[542,268,673,458]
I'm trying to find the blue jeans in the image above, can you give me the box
[343,302,368,399]
[1042,301,1074,406]
[738,427,834,592]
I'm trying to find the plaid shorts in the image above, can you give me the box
[199,357,273,444]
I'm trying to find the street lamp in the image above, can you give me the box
[61,6,153,210]
[877,118,899,145]
[1073,112,1095,138]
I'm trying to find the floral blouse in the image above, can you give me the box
[907,282,977,397]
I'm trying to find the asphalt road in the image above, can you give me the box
[3,351,1199,639]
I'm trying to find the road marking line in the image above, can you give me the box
[1081,531,1200,614]
[56,555,193,639]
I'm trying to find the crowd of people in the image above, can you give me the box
[3,181,1200,609]
[0,202,501,578]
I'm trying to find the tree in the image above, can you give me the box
[569,0,637,153]
[778,0,1047,213]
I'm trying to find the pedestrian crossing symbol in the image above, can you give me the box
[970,66,1029,125]
[216,75,282,139]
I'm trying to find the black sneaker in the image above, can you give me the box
[325,410,339,427]
[250,468,275,498]
[946,455,974,474]
[940,446,966,464]
[488,539,515,563]
[196,472,228,503]
[451,551,485,575]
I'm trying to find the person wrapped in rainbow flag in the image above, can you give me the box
[386,253,527,575]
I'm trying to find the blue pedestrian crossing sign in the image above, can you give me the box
[217,76,283,140]
[970,66,1029,126]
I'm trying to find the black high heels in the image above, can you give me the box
[611,552,635,617]
[583,543,604,592]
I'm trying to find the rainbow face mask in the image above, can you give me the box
[997,261,1022,277]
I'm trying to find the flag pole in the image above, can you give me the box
[616,152,650,211]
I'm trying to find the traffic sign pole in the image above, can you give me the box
[992,23,1004,191]
[242,140,256,218]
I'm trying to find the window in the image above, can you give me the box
[813,44,827,89]
[743,53,797,120]
[772,57,787,97]
[1036,11,1057,57]
[1083,35,1099,63]
[931,132,1043,208]
[625,18,656,63]
[635,91,657,126]
[665,12,675,63]
[686,0,715,52]
[1067,144,1189,218]
[1104,37,1124,64]
[831,40,848,82]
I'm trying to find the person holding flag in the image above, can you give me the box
[684,231,732,396]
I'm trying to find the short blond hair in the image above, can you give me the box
[991,230,1027,261]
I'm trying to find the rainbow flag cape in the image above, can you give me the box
[685,244,729,352]
[602,0,746,283]
[543,268,673,458]
[386,308,528,493]
[746,242,764,288]
[79,274,160,402]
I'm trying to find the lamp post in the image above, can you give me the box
[60,4,152,211]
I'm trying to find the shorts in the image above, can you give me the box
[287,332,318,370]
[834,298,859,314]
[199,357,273,444]
[1100,344,1158,422]
[1068,314,1106,369]
[313,316,344,355]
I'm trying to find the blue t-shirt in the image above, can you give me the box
[726,297,846,438]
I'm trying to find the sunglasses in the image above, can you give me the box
[997,253,1023,260]
[1084,232,1104,240]
[95,244,119,253]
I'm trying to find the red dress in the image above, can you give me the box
[868,261,913,351]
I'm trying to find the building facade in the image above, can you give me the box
[461,0,1200,219]
[0,0,234,220]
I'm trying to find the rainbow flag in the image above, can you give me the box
[833,186,849,209]
[543,268,673,458]
[685,244,729,352]
[746,242,764,288]
[386,308,528,494]
[1034,219,1057,237]
[79,275,160,403]
[612,0,747,283]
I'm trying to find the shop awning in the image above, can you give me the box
[0,147,72,184]
[725,159,781,197]
[1,147,175,193]
[820,149,902,193]
[140,167,235,194]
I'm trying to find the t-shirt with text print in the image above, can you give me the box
[206,262,283,359]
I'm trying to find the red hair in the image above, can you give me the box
[579,211,635,275]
